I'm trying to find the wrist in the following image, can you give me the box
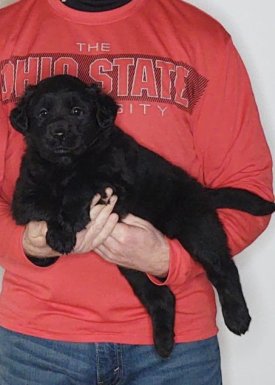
[153,236,170,278]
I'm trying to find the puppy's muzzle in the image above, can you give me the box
[47,120,69,141]
[45,119,79,155]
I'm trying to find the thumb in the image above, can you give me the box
[28,221,48,238]
[121,214,152,228]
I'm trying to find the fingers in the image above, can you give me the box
[90,212,119,249]
[89,194,118,224]
[90,187,114,208]
[88,194,119,248]
[120,213,153,229]
[24,188,119,257]
[89,188,116,221]
[94,192,121,246]
[91,193,102,207]
[73,189,120,253]
[27,221,48,238]
[101,187,114,203]
[74,212,119,253]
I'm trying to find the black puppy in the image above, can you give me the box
[10,75,274,357]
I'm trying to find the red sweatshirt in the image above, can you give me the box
[0,0,272,344]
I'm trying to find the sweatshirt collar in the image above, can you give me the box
[47,0,146,25]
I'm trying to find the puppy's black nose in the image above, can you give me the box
[48,121,69,138]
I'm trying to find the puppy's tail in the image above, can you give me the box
[206,187,275,216]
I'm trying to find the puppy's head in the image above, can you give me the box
[10,75,118,164]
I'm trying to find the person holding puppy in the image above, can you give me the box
[0,0,273,384]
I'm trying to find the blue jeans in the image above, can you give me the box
[0,326,222,385]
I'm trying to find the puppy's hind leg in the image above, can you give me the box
[118,267,175,358]
[206,249,251,335]
[178,214,251,335]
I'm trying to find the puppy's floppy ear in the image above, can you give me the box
[88,84,119,129]
[10,85,36,134]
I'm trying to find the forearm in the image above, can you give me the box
[0,198,28,268]
[147,237,204,288]
[148,209,271,288]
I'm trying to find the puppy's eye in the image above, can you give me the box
[71,107,83,116]
[39,108,48,118]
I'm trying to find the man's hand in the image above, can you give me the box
[73,189,119,253]
[22,188,170,278]
[22,188,119,258]
[95,214,170,278]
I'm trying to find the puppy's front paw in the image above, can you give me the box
[46,226,76,254]
[58,207,90,233]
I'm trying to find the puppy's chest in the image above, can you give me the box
[44,163,134,208]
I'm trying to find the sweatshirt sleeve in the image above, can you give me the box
[0,106,30,269]
[149,37,273,287]
[193,37,273,254]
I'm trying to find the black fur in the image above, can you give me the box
[10,75,275,357]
